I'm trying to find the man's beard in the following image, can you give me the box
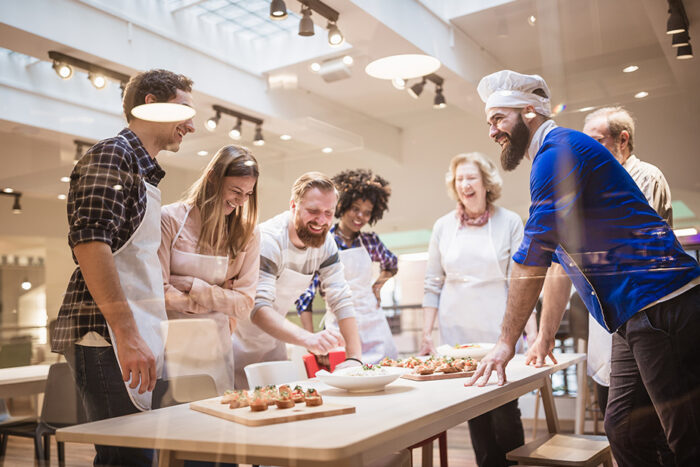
[500,114,530,171]
[295,217,329,248]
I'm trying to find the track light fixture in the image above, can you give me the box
[666,0,687,35]
[296,0,342,45]
[434,86,447,109]
[206,111,221,132]
[1,192,22,214]
[52,61,73,80]
[299,6,315,36]
[208,105,264,143]
[270,0,288,20]
[48,51,130,91]
[327,21,344,46]
[253,125,265,146]
[672,30,690,47]
[677,43,693,59]
[229,119,242,140]
[407,78,426,99]
[664,1,693,59]
[407,73,446,109]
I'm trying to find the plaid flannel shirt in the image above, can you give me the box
[295,224,398,313]
[51,128,165,353]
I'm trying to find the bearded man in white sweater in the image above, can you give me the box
[232,171,362,388]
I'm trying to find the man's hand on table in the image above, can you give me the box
[524,335,558,367]
[465,341,515,387]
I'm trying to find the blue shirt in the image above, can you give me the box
[513,126,699,332]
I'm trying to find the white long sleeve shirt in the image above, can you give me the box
[423,206,524,309]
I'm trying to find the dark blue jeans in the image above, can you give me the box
[605,285,700,467]
[467,399,524,467]
[65,344,154,467]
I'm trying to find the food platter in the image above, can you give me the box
[437,343,494,360]
[315,366,405,393]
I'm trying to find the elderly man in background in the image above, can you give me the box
[583,106,675,465]
[466,69,700,466]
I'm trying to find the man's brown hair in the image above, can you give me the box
[122,69,193,122]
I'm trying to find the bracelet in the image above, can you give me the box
[344,357,363,365]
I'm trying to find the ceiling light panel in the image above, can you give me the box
[181,0,302,41]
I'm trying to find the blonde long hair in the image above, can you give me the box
[182,145,259,258]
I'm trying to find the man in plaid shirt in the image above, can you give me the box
[52,69,194,466]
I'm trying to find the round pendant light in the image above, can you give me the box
[365,54,441,80]
[131,103,196,122]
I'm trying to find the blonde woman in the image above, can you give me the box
[158,145,260,393]
[420,152,536,467]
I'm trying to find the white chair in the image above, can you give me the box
[244,361,302,388]
[161,319,232,394]
[286,343,310,380]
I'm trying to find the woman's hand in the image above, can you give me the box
[170,275,195,293]
[418,334,437,356]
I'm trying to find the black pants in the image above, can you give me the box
[605,286,700,467]
[467,399,524,467]
[597,382,675,466]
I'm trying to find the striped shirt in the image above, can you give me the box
[51,128,166,353]
[295,224,398,313]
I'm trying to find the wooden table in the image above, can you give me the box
[0,364,50,399]
[57,354,585,467]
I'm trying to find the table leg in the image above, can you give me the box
[158,449,183,467]
[575,339,587,435]
[421,440,433,467]
[540,376,560,434]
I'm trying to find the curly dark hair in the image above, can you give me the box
[332,169,392,225]
[122,69,193,122]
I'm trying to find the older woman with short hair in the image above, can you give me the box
[420,152,537,467]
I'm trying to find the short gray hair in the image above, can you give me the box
[584,106,636,152]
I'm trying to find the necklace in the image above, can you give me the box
[336,226,357,243]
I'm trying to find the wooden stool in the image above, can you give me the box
[407,431,447,467]
[507,434,613,466]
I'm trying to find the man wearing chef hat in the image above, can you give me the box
[52,69,195,466]
[232,171,362,388]
[466,70,700,465]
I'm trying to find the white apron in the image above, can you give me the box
[587,315,612,386]
[325,246,397,364]
[107,181,166,411]
[232,267,313,388]
[437,219,511,348]
[165,205,235,394]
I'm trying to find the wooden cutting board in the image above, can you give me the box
[401,370,475,381]
[190,397,355,426]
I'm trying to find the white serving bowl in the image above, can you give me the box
[315,367,405,393]
[437,343,495,360]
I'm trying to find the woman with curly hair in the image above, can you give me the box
[296,168,399,364]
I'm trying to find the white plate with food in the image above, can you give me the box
[315,365,406,393]
[437,343,494,360]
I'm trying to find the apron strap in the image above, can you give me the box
[172,204,193,248]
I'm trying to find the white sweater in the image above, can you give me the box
[253,211,354,320]
[423,206,524,309]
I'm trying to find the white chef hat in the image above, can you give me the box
[477,70,552,117]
